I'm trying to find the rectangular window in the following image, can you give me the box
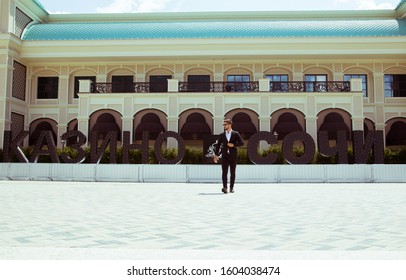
[266,75,289,92]
[112,75,134,93]
[150,75,172,92]
[37,77,59,99]
[74,76,96,98]
[227,75,250,92]
[305,74,327,92]
[187,75,210,92]
[344,74,368,97]
[384,74,406,97]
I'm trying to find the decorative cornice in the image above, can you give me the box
[46,10,397,23]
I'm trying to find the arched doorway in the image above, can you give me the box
[180,112,211,140]
[386,120,406,146]
[272,112,304,140]
[134,112,165,140]
[91,112,121,141]
[231,112,257,140]
[29,119,58,146]
[319,112,351,140]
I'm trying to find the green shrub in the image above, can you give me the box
[384,148,406,164]
[1,145,405,164]
[182,147,203,164]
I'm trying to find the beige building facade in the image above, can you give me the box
[1,0,406,149]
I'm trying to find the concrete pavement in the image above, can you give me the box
[0,180,405,259]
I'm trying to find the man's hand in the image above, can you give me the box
[213,155,219,163]
[227,143,235,148]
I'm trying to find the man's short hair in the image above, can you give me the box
[223,119,233,124]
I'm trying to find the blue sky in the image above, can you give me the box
[37,0,402,14]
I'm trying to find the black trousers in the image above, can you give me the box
[221,155,237,190]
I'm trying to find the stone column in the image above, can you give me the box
[122,96,134,141]
[166,116,179,149]
[306,117,318,147]
[77,95,90,143]
[0,52,13,148]
[213,116,225,135]
[79,80,92,93]
[135,74,145,83]
[122,117,133,142]
[259,79,270,92]
[306,95,318,146]
[167,79,179,92]
[214,73,223,82]
[0,0,15,33]
[258,116,271,151]
[173,73,184,82]
[57,74,69,147]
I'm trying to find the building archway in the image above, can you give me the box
[225,110,258,140]
[29,118,58,146]
[180,112,212,140]
[318,110,351,140]
[386,119,406,146]
[271,109,305,140]
[89,110,122,141]
[134,112,166,141]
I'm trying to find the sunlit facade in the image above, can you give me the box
[1,0,406,149]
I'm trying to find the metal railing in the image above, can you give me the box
[179,81,259,92]
[92,82,169,93]
[90,81,350,93]
[272,81,351,92]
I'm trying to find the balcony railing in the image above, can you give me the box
[92,82,170,93]
[90,81,351,93]
[179,82,259,92]
[269,81,351,92]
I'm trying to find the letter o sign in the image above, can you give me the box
[154,131,185,164]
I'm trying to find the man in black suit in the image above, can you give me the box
[214,119,244,194]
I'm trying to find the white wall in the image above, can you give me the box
[1,163,405,183]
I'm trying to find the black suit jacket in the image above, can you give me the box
[215,130,244,159]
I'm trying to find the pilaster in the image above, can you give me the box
[0,51,13,147]
[166,116,179,149]
[0,0,15,34]
[306,116,318,148]
[122,116,133,142]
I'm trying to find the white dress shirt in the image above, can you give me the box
[225,130,232,142]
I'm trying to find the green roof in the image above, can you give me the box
[397,0,406,9]
[22,19,406,41]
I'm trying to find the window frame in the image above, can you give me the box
[344,74,368,97]
[384,74,406,98]
[37,77,59,99]
[266,74,289,92]
[226,74,250,92]
[305,74,327,92]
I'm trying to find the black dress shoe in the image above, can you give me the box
[222,187,228,194]
[230,189,234,193]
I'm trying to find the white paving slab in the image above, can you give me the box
[0,181,405,259]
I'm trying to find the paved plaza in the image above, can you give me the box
[0,180,405,260]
